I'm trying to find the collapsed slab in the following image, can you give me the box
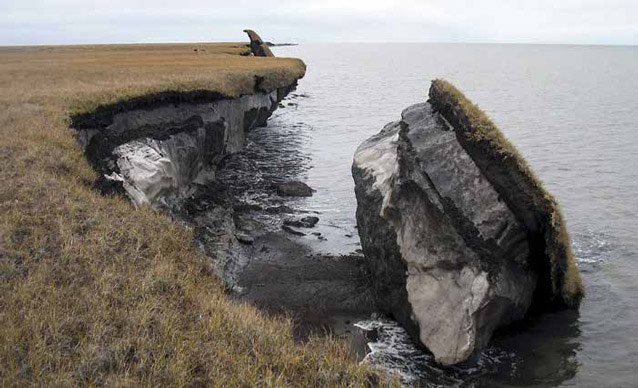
[244,29,275,57]
[352,80,583,365]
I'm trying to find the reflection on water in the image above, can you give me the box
[269,44,638,387]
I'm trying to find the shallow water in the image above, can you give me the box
[269,43,638,387]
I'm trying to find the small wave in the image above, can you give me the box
[571,230,615,264]
[354,316,547,387]
[354,317,465,387]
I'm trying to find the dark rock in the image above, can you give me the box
[352,82,582,366]
[283,216,319,228]
[235,232,254,244]
[282,225,306,236]
[234,217,257,232]
[275,181,314,197]
[265,205,294,214]
[234,203,262,212]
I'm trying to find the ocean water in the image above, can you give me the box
[270,43,638,387]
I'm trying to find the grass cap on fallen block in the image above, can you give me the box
[428,79,584,310]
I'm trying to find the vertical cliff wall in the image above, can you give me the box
[72,84,298,208]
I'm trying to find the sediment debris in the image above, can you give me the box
[352,79,583,365]
[243,29,275,57]
[275,181,315,197]
[284,216,319,228]
[282,225,306,236]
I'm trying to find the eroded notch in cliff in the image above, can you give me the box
[70,85,295,207]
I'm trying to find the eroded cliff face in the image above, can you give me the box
[73,85,295,208]
[353,83,582,366]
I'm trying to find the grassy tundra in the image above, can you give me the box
[0,43,394,387]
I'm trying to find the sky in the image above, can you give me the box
[1,0,637,46]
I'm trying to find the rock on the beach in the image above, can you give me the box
[275,181,315,197]
[283,216,319,228]
[265,205,294,214]
[352,81,582,365]
[235,232,255,244]
[282,225,306,236]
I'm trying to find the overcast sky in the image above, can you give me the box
[1,0,637,46]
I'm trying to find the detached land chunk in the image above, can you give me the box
[352,79,583,366]
[243,29,275,57]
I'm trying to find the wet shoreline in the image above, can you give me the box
[180,86,596,386]
[173,92,379,353]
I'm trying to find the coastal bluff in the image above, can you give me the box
[352,80,584,365]
[73,84,299,207]
[0,36,399,386]
[72,32,303,208]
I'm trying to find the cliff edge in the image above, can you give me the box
[0,39,392,386]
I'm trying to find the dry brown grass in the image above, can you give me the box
[429,79,584,309]
[0,43,396,387]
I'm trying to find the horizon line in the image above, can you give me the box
[1,40,637,48]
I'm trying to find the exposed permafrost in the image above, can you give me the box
[352,121,401,217]
[73,86,295,207]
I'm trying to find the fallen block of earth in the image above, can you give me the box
[352,79,583,366]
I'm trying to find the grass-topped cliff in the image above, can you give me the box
[0,43,394,386]
[428,79,584,310]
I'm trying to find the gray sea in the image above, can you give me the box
[267,43,638,387]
